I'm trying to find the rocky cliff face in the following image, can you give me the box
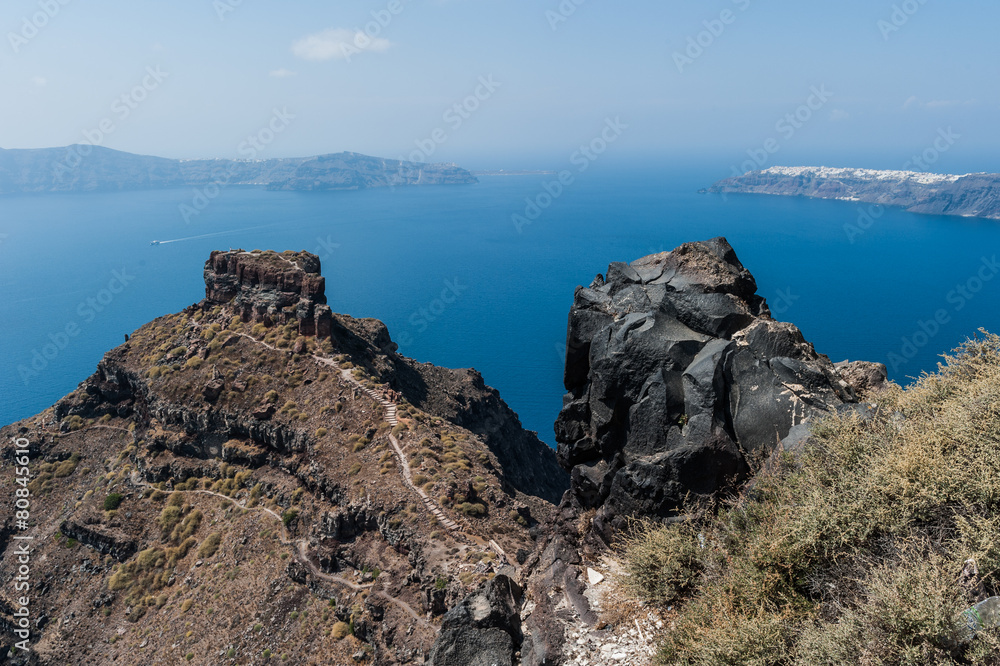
[708,166,1000,221]
[204,250,333,337]
[427,238,886,666]
[554,237,859,543]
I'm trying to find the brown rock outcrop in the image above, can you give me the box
[204,249,333,336]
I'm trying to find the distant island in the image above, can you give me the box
[0,145,477,195]
[708,166,1000,221]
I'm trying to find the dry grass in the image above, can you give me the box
[621,332,1000,665]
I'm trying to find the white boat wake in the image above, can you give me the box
[150,226,270,245]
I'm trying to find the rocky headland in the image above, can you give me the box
[709,166,1000,220]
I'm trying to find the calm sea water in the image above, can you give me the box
[3,165,999,444]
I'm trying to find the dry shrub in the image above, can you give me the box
[621,332,1000,665]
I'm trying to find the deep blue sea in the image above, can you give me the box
[3,165,1000,444]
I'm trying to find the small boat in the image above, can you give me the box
[150,240,161,245]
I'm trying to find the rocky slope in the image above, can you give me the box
[2,240,887,666]
[708,166,1000,220]
[0,250,563,665]
[427,238,886,666]
[0,146,477,195]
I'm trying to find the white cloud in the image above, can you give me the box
[829,109,850,122]
[903,95,918,110]
[291,28,392,62]
[32,76,46,87]
[269,68,297,78]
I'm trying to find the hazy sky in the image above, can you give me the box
[2,0,997,170]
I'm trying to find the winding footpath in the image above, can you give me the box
[127,471,433,629]
[228,330,465,536]
[314,357,464,534]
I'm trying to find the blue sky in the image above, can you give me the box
[1,0,997,171]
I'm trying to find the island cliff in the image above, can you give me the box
[709,166,1000,221]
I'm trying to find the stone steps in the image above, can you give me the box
[335,366,464,536]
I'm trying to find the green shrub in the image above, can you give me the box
[103,493,124,511]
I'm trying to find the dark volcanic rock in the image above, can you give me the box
[556,237,857,542]
[60,520,138,562]
[427,574,523,666]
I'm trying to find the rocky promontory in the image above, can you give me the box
[0,248,563,665]
[709,166,1000,221]
[553,237,873,543]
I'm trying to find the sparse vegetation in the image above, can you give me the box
[456,502,487,517]
[197,533,222,558]
[621,333,1000,665]
[331,622,350,640]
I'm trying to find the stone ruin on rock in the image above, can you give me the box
[204,249,333,337]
